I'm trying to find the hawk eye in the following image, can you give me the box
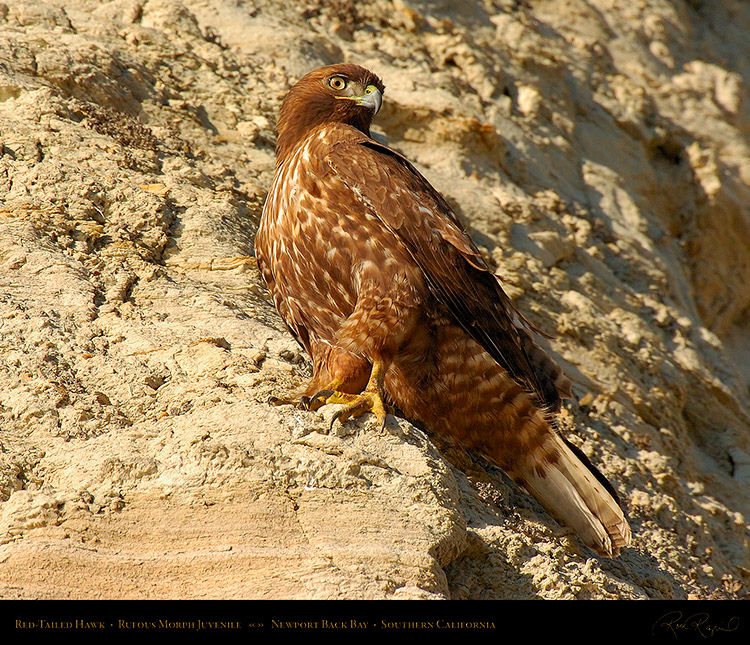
[328,76,347,91]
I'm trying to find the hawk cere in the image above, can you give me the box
[255,64,631,557]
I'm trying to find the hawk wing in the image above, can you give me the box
[325,135,561,408]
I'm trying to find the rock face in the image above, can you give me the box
[0,0,749,600]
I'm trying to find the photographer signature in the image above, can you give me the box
[652,611,740,639]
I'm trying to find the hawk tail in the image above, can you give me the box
[510,432,631,557]
[387,323,629,556]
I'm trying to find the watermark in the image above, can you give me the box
[652,611,740,639]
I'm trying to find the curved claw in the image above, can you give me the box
[304,388,359,412]
[304,359,390,431]
[328,390,387,431]
[305,389,335,411]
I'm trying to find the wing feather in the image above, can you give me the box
[325,136,561,408]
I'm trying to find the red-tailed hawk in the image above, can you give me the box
[255,64,631,557]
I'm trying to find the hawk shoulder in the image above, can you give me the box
[323,129,562,408]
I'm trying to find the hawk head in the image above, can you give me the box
[275,64,385,164]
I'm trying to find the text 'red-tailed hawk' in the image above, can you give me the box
[255,64,631,557]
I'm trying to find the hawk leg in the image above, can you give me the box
[304,358,389,430]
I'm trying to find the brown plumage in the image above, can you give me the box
[255,64,631,557]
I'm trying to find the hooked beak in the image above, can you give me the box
[336,84,383,114]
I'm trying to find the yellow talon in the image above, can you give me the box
[303,360,389,430]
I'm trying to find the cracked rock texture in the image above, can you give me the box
[1,0,749,600]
